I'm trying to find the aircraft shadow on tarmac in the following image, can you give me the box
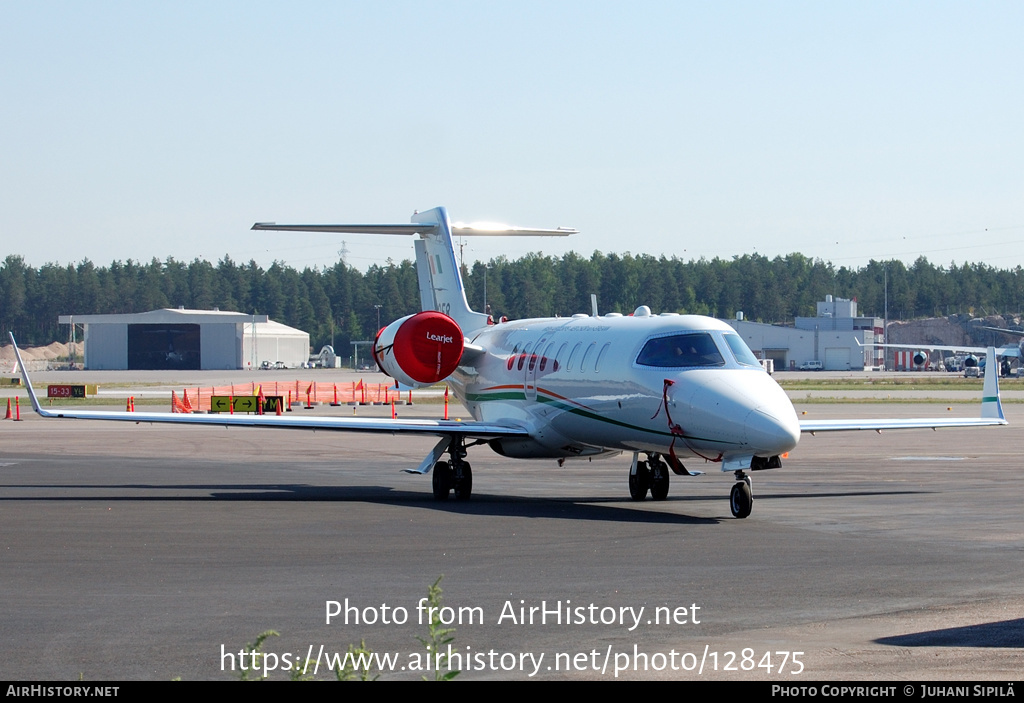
[1,482,728,524]
[876,619,1024,648]
[1,480,933,524]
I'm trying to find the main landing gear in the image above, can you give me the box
[628,455,756,519]
[629,455,671,501]
[432,438,473,501]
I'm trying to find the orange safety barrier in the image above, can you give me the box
[169,381,404,412]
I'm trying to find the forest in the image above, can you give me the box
[2,251,1023,352]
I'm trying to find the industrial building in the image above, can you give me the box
[723,296,883,371]
[58,308,309,370]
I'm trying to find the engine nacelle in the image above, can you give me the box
[372,311,464,387]
[913,350,928,366]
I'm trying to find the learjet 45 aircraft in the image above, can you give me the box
[10,207,1008,518]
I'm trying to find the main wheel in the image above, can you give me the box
[650,462,670,501]
[432,461,452,501]
[453,461,473,501]
[629,461,650,501]
[730,481,752,519]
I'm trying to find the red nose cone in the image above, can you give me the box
[392,311,464,384]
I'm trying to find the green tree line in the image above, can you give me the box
[2,252,1023,352]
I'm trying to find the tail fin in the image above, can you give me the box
[252,206,575,333]
[411,207,489,331]
[982,346,1005,421]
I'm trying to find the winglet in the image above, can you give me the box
[982,346,1004,421]
[8,333,48,416]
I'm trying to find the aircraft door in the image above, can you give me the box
[525,337,547,401]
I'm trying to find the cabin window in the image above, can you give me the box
[518,343,533,371]
[555,343,567,367]
[594,342,611,372]
[507,343,521,370]
[539,342,555,371]
[636,333,725,368]
[566,343,581,371]
[579,342,596,372]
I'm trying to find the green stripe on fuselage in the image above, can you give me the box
[464,388,739,447]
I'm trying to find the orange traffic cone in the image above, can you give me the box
[4,398,11,420]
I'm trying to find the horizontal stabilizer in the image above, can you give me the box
[252,223,429,235]
[251,222,576,237]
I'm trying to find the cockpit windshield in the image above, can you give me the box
[636,333,725,368]
[723,333,761,367]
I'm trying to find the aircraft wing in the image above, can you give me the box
[799,416,1007,433]
[800,345,1007,433]
[858,340,1020,358]
[8,335,528,441]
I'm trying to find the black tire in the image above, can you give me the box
[629,461,649,501]
[730,481,752,519]
[650,463,670,501]
[432,461,452,501]
[453,462,473,501]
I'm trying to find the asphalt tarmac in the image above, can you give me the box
[0,396,1021,680]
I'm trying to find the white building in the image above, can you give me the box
[722,296,883,371]
[58,308,309,370]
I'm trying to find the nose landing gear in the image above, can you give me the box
[730,471,752,519]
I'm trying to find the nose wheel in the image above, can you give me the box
[730,472,752,518]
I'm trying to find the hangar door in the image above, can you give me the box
[763,349,788,370]
[127,324,201,370]
[823,347,851,371]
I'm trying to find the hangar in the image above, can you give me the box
[723,296,884,371]
[57,308,309,370]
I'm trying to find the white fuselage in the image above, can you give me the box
[449,312,801,465]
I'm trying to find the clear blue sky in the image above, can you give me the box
[3,1,1023,272]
